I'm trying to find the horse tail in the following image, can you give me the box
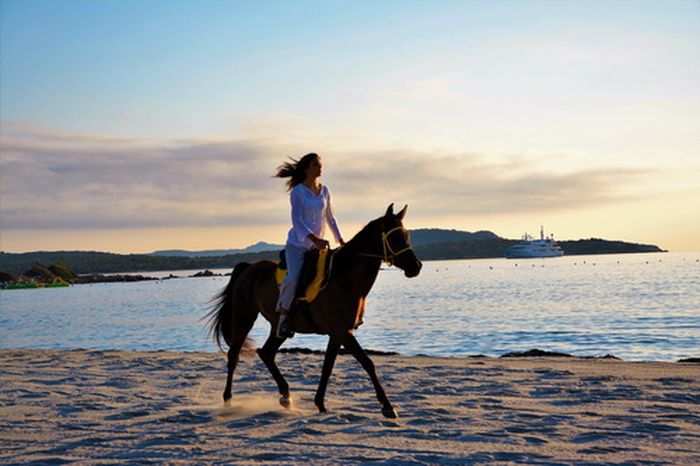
[206,262,254,352]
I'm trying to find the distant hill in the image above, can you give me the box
[149,241,283,257]
[0,229,665,275]
[409,229,499,246]
[559,238,664,255]
[0,250,279,276]
[147,231,499,257]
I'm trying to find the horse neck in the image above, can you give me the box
[333,223,382,296]
[341,220,382,257]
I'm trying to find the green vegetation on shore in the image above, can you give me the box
[1,261,76,288]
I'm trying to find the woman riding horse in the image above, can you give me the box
[273,152,345,338]
[207,157,422,418]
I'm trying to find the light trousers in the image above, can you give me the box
[276,243,308,312]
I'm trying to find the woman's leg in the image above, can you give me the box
[276,244,305,337]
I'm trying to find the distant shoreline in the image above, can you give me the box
[1,250,673,287]
[1,239,666,276]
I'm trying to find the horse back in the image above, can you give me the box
[233,259,279,314]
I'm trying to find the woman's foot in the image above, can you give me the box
[276,310,295,339]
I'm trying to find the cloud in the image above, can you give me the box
[327,150,647,221]
[0,122,650,231]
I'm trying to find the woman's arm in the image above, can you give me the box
[324,187,345,246]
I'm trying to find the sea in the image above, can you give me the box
[1,252,698,361]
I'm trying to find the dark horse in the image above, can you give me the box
[206,204,422,418]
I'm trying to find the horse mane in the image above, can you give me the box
[339,217,383,257]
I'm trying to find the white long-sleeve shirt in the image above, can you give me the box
[286,183,344,250]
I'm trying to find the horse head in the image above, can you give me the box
[378,203,422,278]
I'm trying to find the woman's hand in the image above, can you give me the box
[309,235,330,250]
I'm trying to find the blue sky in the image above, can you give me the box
[1,0,699,252]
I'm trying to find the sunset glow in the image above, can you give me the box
[1,0,699,253]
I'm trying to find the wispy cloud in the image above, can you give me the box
[328,149,647,220]
[0,122,650,231]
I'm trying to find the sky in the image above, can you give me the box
[1,0,699,253]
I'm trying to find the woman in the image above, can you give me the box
[274,152,345,338]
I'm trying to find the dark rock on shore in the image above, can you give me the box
[23,261,57,282]
[596,354,622,360]
[0,270,16,283]
[190,270,222,277]
[1,261,79,287]
[501,349,625,359]
[75,274,159,284]
[501,349,575,358]
[279,347,400,356]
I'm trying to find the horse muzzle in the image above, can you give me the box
[404,260,422,278]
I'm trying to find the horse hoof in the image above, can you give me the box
[223,392,232,403]
[382,407,398,419]
[279,394,293,409]
[316,404,327,413]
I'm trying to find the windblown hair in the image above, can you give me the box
[274,152,319,191]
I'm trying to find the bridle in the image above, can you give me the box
[357,225,414,266]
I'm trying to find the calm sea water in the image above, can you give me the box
[1,252,698,361]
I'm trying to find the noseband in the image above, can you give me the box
[358,226,413,266]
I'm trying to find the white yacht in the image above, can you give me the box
[505,226,564,258]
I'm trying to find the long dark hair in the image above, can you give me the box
[274,152,319,191]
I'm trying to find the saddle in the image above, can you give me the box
[275,248,334,303]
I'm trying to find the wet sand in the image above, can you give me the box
[1,349,699,464]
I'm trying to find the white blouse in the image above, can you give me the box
[286,183,343,250]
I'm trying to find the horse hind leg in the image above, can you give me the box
[223,348,238,403]
[223,321,255,403]
[257,328,292,408]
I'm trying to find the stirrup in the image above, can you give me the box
[276,314,295,339]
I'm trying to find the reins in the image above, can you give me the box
[356,226,413,266]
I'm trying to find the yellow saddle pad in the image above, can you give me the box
[275,248,330,303]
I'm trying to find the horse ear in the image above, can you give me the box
[397,204,408,220]
[385,203,394,217]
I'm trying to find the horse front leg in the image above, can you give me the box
[257,328,292,408]
[341,332,397,418]
[315,337,341,413]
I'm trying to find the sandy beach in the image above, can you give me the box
[1,349,699,465]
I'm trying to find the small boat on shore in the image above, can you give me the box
[506,226,564,258]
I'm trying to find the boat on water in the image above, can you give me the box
[505,226,564,258]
